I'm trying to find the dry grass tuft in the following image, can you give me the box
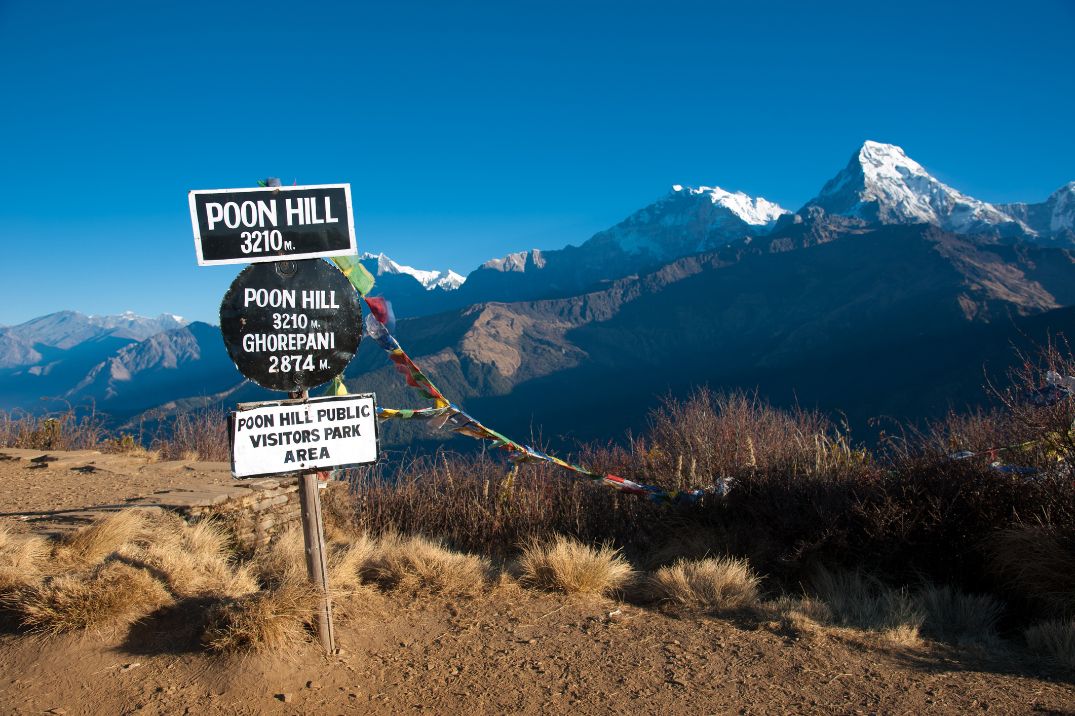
[202,582,317,653]
[517,536,635,596]
[252,530,308,589]
[768,595,833,638]
[52,510,148,569]
[369,533,489,595]
[810,567,924,644]
[918,584,1004,646]
[14,561,171,634]
[121,513,257,599]
[1024,619,1075,670]
[327,534,376,594]
[648,557,761,613]
[252,528,376,595]
[0,525,49,593]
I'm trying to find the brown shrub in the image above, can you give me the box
[121,513,257,599]
[985,526,1075,617]
[336,380,1074,612]
[346,453,657,558]
[648,557,761,613]
[14,562,171,634]
[255,527,377,594]
[252,530,308,589]
[153,408,230,462]
[0,525,48,593]
[640,529,729,571]
[367,533,489,595]
[252,528,375,595]
[517,536,634,596]
[202,582,317,653]
[0,409,107,451]
[634,388,867,494]
[992,341,1075,465]
[52,510,149,569]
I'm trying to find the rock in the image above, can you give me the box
[306,680,320,689]
[276,693,293,703]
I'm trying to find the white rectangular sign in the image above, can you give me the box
[229,393,378,478]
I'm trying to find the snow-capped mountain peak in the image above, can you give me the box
[807,140,1029,235]
[360,252,465,290]
[670,185,789,226]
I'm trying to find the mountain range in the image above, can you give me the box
[4,141,1074,448]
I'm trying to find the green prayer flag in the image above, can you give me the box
[332,255,376,296]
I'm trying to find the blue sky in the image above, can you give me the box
[1,0,1072,325]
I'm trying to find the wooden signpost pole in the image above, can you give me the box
[193,177,372,657]
[290,389,337,654]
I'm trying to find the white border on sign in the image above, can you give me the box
[188,183,358,266]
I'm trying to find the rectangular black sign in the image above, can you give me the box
[189,184,357,266]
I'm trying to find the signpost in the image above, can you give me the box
[189,184,356,266]
[219,259,362,393]
[189,179,372,654]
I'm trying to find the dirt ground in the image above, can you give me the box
[0,449,234,533]
[1,450,1073,715]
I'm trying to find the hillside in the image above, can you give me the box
[99,222,1075,448]
[340,225,1075,448]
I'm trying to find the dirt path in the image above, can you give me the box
[1,587,1072,715]
[0,448,234,533]
[0,449,234,513]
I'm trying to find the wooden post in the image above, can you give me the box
[291,390,336,654]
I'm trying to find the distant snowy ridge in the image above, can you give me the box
[0,310,190,369]
[589,183,788,260]
[481,249,546,273]
[479,184,788,271]
[88,310,188,331]
[999,181,1075,237]
[5,310,188,349]
[361,252,465,290]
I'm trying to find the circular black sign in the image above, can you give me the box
[220,259,362,392]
